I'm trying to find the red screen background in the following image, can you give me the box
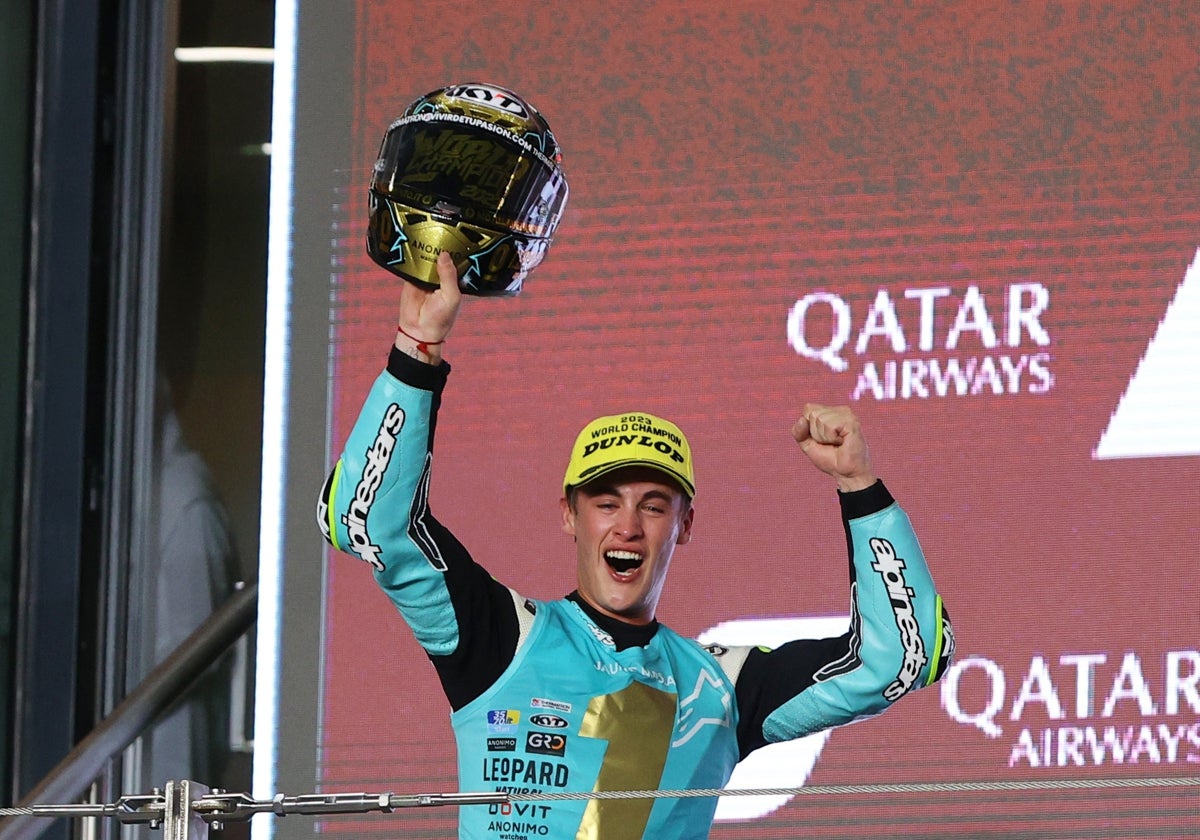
[301,2,1200,836]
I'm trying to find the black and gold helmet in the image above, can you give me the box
[366,83,569,296]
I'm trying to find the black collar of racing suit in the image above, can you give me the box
[565,591,659,652]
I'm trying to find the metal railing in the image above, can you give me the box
[0,584,258,840]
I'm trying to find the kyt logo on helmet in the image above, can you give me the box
[366,82,570,296]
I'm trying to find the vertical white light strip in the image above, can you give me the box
[253,2,297,838]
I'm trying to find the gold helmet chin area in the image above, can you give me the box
[366,83,568,297]
[366,195,551,296]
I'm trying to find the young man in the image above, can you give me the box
[319,252,953,840]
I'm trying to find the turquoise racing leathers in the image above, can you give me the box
[318,348,954,840]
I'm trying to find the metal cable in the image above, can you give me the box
[0,775,1196,819]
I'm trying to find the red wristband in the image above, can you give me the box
[396,323,445,355]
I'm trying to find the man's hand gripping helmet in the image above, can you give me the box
[367,83,569,296]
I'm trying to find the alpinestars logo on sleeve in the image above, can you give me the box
[342,403,405,571]
[869,537,929,701]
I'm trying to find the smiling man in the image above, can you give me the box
[562,418,696,626]
[319,254,953,840]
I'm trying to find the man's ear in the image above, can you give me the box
[676,505,695,546]
[560,496,576,536]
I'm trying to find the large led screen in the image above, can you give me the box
[261,2,1200,838]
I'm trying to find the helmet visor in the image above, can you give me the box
[371,113,567,238]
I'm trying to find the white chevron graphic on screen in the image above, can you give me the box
[1094,247,1200,460]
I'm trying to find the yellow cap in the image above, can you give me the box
[563,412,695,498]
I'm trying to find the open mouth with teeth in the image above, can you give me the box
[605,550,644,580]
